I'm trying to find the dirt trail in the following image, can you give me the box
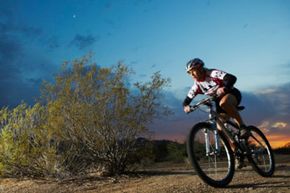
[1,163,290,193]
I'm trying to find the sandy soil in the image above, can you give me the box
[0,157,289,193]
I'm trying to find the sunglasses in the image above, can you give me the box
[187,66,201,74]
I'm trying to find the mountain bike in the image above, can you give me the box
[186,94,275,187]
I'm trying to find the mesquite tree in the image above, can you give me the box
[41,56,171,175]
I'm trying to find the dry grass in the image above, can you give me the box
[0,154,289,193]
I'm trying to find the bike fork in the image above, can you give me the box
[204,129,210,156]
[204,128,220,156]
[214,129,221,154]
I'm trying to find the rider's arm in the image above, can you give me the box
[183,96,193,107]
[210,69,237,90]
[183,83,202,107]
[223,73,236,89]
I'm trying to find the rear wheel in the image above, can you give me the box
[187,122,235,187]
[246,126,275,177]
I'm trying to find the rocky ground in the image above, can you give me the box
[0,156,289,193]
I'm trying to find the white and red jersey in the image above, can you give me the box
[187,69,228,99]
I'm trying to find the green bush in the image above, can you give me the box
[167,142,186,163]
[0,103,58,177]
[0,55,171,177]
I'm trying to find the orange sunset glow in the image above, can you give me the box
[154,121,290,149]
[267,135,290,149]
[258,121,290,148]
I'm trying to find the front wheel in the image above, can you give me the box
[187,122,235,187]
[246,125,275,177]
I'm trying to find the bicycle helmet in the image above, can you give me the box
[186,58,204,73]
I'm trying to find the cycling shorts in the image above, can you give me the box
[215,87,242,114]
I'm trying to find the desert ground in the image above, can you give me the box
[0,154,289,193]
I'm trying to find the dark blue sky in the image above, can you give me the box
[1,0,290,147]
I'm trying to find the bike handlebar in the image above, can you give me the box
[187,85,220,114]
[188,95,216,113]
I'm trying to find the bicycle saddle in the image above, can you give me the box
[237,106,245,111]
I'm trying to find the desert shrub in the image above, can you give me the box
[151,140,187,163]
[0,55,170,177]
[274,142,290,154]
[152,140,170,162]
[166,142,186,163]
[0,103,58,177]
[40,56,170,175]
[129,138,155,168]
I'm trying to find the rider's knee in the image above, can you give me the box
[219,100,229,110]
[220,96,237,110]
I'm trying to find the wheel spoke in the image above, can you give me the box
[187,122,235,187]
[192,128,231,180]
[246,126,275,177]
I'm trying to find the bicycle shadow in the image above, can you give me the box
[229,167,290,189]
[228,180,290,189]
[129,169,195,177]
[135,165,290,190]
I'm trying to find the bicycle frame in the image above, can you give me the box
[195,97,243,155]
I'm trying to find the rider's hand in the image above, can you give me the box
[184,105,191,113]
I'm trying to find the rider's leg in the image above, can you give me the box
[216,113,237,151]
[219,94,247,168]
[219,94,249,138]
[218,94,245,127]
[216,114,245,168]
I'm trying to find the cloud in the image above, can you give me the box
[0,34,22,81]
[255,83,290,117]
[1,4,60,52]
[272,122,287,129]
[69,34,98,50]
[41,35,60,50]
[240,83,290,125]
[150,90,211,141]
[258,120,289,134]
[0,32,54,106]
[0,77,40,107]
[240,91,273,124]
[282,61,290,70]
[0,5,56,107]
[18,26,42,39]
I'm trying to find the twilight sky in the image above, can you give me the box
[1,0,290,147]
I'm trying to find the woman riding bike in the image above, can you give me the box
[183,58,249,167]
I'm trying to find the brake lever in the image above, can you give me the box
[187,105,198,114]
